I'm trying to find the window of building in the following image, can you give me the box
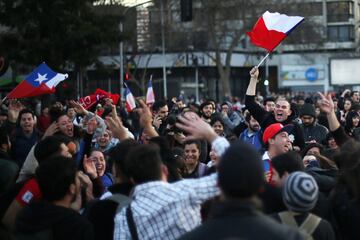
[327,1,354,22]
[327,25,355,41]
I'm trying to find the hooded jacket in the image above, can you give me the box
[15,201,94,240]
[221,102,243,130]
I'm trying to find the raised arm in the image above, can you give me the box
[135,99,159,138]
[105,104,131,141]
[246,67,259,96]
[318,92,350,146]
[245,67,267,124]
[176,112,229,156]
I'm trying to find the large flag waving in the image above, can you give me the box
[7,63,68,99]
[146,76,155,104]
[247,11,304,52]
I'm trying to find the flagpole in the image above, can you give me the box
[1,96,7,104]
[256,52,270,68]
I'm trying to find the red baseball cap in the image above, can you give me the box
[262,123,293,144]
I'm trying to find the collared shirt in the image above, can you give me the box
[114,137,229,240]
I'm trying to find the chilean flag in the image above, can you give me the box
[125,87,136,112]
[7,63,68,99]
[146,77,155,105]
[247,11,304,52]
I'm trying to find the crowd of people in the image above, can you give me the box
[0,66,359,239]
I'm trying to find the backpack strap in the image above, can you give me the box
[126,204,139,240]
[300,213,321,236]
[278,211,298,228]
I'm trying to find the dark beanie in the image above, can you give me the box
[218,141,264,198]
[300,103,316,118]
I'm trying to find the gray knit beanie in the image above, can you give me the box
[283,171,319,213]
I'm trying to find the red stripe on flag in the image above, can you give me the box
[247,17,287,52]
[7,81,54,99]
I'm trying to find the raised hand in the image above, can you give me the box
[153,115,162,129]
[134,99,158,137]
[83,154,97,179]
[78,171,94,202]
[176,112,217,143]
[105,115,127,140]
[8,99,24,123]
[250,66,259,80]
[42,121,59,139]
[70,100,87,115]
[317,92,334,115]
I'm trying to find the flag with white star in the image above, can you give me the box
[7,63,68,99]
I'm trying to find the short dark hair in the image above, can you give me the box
[36,156,77,202]
[125,144,163,184]
[271,151,304,178]
[210,115,224,127]
[109,139,139,180]
[220,102,229,107]
[244,111,252,123]
[351,91,359,97]
[200,101,213,111]
[218,141,264,198]
[263,97,275,106]
[18,109,35,121]
[152,100,167,112]
[34,135,70,164]
[184,139,201,152]
[49,106,67,123]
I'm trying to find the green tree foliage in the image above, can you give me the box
[0,0,121,71]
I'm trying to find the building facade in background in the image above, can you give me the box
[99,0,360,100]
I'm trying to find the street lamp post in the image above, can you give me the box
[119,1,153,100]
[160,0,167,98]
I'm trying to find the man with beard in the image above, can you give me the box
[239,112,262,151]
[15,156,94,240]
[152,100,169,134]
[245,67,305,150]
[199,101,214,124]
[299,103,328,143]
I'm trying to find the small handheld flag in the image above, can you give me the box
[6,63,68,99]
[146,75,155,105]
[125,85,136,112]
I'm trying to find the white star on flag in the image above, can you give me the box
[34,73,48,84]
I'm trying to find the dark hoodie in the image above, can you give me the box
[15,201,94,240]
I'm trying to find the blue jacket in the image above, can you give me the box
[239,128,262,151]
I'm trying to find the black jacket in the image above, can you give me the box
[329,188,360,240]
[305,167,337,196]
[179,200,303,240]
[9,126,42,168]
[245,95,305,149]
[272,212,335,240]
[84,183,133,240]
[15,201,94,240]
[300,123,329,143]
